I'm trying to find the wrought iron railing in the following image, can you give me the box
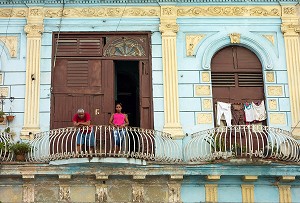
[28,126,182,163]
[184,125,300,162]
[0,132,13,161]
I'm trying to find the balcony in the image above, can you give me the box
[1,125,300,164]
[185,125,300,163]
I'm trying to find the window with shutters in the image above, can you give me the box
[211,46,265,126]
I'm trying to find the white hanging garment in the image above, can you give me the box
[252,100,267,121]
[244,102,255,122]
[216,101,232,126]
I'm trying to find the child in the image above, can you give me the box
[109,103,129,153]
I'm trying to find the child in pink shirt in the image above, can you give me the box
[109,103,129,153]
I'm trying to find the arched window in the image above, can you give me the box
[211,46,265,126]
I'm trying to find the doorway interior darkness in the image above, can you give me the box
[115,60,140,127]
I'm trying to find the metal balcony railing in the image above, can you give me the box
[0,132,13,161]
[28,126,182,163]
[184,125,300,162]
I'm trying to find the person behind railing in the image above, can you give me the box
[72,108,94,154]
[109,103,129,153]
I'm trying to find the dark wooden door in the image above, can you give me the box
[139,60,153,129]
[51,58,114,128]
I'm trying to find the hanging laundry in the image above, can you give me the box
[231,103,245,125]
[252,100,267,121]
[216,101,232,126]
[244,102,255,122]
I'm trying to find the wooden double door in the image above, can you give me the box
[50,33,153,129]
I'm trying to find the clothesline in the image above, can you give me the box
[216,100,267,127]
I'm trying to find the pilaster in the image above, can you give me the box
[21,7,44,139]
[241,185,254,203]
[159,6,184,139]
[281,5,300,139]
[278,185,292,203]
[205,184,218,203]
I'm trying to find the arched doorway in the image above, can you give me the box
[211,45,265,126]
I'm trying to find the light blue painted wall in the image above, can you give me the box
[0,4,293,137]
[177,17,291,133]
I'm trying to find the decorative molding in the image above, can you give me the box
[162,7,176,17]
[59,185,71,202]
[229,33,241,44]
[195,85,211,96]
[266,72,275,82]
[168,183,181,203]
[0,0,297,5]
[263,35,275,45]
[242,176,258,182]
[28,8,43,17]
[279,176,295,182]
[103,37,145,57]
[201,72,210,82]
[177,6,280,17]
[95,174,109,180]
[281,23,300,36]
[186,34,206,56]
[44,7,159,18]
[0,36,18,58]
[132,184,144,202]
[24,24,44,38]
[22,175,35,179]
[270,113,286,125]
[0,73,3,85]
[205,184,218,203]
[283,7,296,15]
[159,23,179,35]
[0,8,27,17]
[267,86,283,96]
[278,185,292,203]
[133,175,146,180]
[0,87,9,97]
[206,175,221,181]
[268,99,277,110]
[170,175,184,180]
[96,184,108,202]
[59,174,72,179]
[197,113,213,124]
[23,184,35,203]
[202,99,212,110]
[241,184,254,203]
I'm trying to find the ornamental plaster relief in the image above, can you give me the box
[205,184,218,203]
[241,185,254,203]
[270,113,286,125]
[59,185,71,202]
[186,34,206,56]
[23,184,34,203]
[132,184,144,202]
[0,87,9,97]
[0,8,27,18]
[267,86,283,96]
[168,183,181,203]
[201,72,210,82]
[95,184,108,203]
[197,113,212,124]
[229,33,241,44]
[202,99,212,110]
[0,36,18,58]
[195,85,211,96]
[262,35,275,45]
[177,6,280,17]
[266,72,275,82]
[281,23,300,36]
[268,99,277,110]
[24,24,44,38]
[44,7,159,18]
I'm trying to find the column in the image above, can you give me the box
[159,6,184,139]
[21,7,44,139]
[281,5,300,139]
